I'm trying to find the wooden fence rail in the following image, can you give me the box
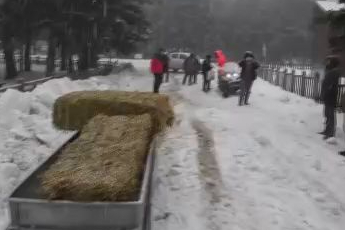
[0,73,67,93]
[259,65,345,108]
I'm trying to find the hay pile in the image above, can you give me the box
[53,91,174,133]
[40,114,153,202]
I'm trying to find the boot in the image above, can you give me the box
[244,92,250,105]
[339,151,345,157]
[238,96,244,106]
[318,131,327,135]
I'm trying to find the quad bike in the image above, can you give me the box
[217,63,242,98]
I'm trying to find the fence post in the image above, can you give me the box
[313,72,320,101]
[260,66,264,80]
[264,66,268,81]
[275,68,279,86]
[301,71,306,97]
[283,69,287,90]
[291,70,296,93]
[267,67,271,83]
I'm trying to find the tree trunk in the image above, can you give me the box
[24,31,32,71]
[60,43,67,71]
[46,33,56,77]
[90,42,98,68]
[3,34,17,79]
[68,55,74,74]
[78,43,89,71]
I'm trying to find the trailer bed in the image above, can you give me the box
[7,132,155,230]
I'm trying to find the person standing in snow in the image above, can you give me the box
[192,59,201,84]
[202,55,213,92]
[159,48,170,83]
[319,55,341,140]
[150,52,164,93]
[214,50,226,68]
[183,53,200,85]
[340,94,345,156]
[238,51,260,106]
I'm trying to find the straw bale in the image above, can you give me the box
[40,114,153,202]
[53,90,174,133]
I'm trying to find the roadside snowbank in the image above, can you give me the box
[0,76,113,228]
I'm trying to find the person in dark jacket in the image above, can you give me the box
[319,56,341,139]
[238,51,260,106]
[340,94,345,156]
[159,49,170,83]
[183,53,200,85]
[150,53,164,93]
[202,55,212,92]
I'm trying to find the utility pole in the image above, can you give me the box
[262,43,267,63]
[103,0,107,17]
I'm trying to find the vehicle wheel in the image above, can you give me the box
[222,91,229,98]
[228,88,236,95]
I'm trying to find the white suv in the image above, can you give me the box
[169,52,190,72]
[168,52,203,72]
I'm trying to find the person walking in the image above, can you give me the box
[319,55,341,140]
[159,49,170,83]
[193,58,201,84]
[150,52,164,93]
[340,93,345,156]
[202,55,213,92]
[183,53,199,85]
[238,51,260,106]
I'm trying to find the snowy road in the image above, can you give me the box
[153,74,345,230]
[1,62,345,230]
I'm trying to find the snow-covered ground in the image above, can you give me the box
[153,76,345,230]
[1,60,345,230]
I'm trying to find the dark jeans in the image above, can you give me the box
[193,74,198,84]
[324,104,336,137]
[153,74,163,93]
[164,71,169,82]
[239,80,253,105]
[183,74,192,85]
[203,73,210,91]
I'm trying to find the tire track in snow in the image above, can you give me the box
[161,75,235,229]
[192,118,223,203]
[192,118,229,230]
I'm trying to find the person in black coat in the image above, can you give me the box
[238,51,260,106]
[159,49,170,83]
[202,55,212,92]
[319,56,341,139]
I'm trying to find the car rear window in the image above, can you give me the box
[171,53,179,59]
[180,54,188,59]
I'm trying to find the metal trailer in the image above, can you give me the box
[7,132,155,230]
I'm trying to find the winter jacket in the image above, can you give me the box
[159,53,170,72]
[202,59,212,74]
[215,50,226,67]
[184,57,200,75]
[321,67,341,106]
[239,57,260,82]
[150,58,164,74]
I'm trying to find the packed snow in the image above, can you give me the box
[317,0,345,12]
[1,60,345,230]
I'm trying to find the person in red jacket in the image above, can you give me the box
[214,50,226,68]
[150,53,164,93]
